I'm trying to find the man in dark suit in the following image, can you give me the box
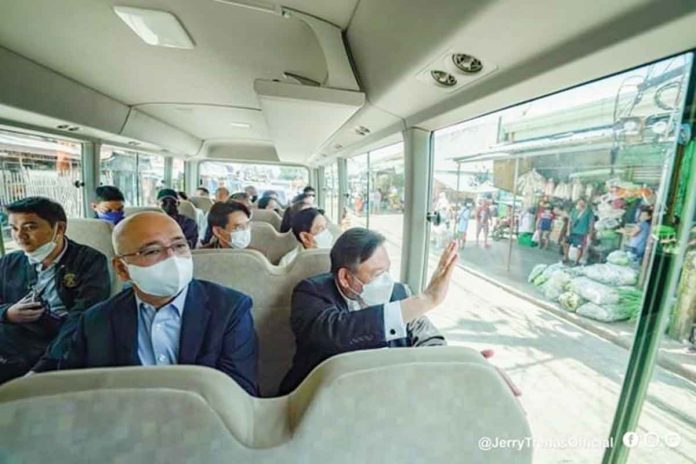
[279,228,457,394]
[0,197,111,383]
[60,211,258,395]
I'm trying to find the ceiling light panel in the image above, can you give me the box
[113,6,195,49]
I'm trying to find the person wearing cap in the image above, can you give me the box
[157,188,199,249]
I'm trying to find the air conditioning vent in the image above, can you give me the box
[452,54,483,74]
[431,70,457,87]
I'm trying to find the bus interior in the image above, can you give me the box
[0,1,695,463]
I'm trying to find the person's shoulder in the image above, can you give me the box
[82,288,133,323]
[0,249,26,267]
[294,272,334,293]
[192,279,251,305]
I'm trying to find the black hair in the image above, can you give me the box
[330,228,385,274]
[280,196,310,233]
[95,185,125,202]
[303,186,316,194]
[6,196,67,227]
[178,191,189,200]
[291,208,322,242]
[257,196,274,209]
[261,190,278,199]
[208,201,251,230]
[196,186,210,195]
[229,192,249,202]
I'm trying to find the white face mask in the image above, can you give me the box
[230,227,251,249]
[127,256,193,297]
[353,272,394,307]
[25,227,58,264]
[313,229,333,249]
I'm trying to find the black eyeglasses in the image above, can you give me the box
[118,240,190,264]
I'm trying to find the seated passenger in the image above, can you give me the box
[229,192,252,209]
[302,186,316,206]
[194,187,210,198]
[214,187,230,203]
[244,185,259,204]
[257,195,280,212]
[278,208,333,267]
[201,201,252,250]
[279,228,454,394]
[0,197,110,383]
[91,185,125,225]
[157,188,199,249]
[60,212,258,395]
[280,193,312,233]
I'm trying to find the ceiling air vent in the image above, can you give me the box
[452,54,483,74]
[430,70,457,88]
[354,126,371,136]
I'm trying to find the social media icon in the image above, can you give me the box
[623,432,640,448]
[664,432,682,449]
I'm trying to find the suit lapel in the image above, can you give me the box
[179,281,210,364]
[111,290,139,365]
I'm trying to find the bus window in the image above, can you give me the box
[323,162,339,223]
[199,161,308,207]
[367,142,405,280]
[171,157,186,193]
[0,129,83,254]
[427,52,694,463]
[346,153,368,228]
[100,146,165,207]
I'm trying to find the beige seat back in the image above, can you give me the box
[249,221,298,265]
[192,248,330,396]
[65,219,121,295]
[0,347,531,463]
[251,209,282,231]
[124,206,163,216]
[177,200,197,221]
[190,196,214,213]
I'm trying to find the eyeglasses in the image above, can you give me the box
[118,240,190,263]
[229,223,249,233]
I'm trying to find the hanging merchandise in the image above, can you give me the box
[516,169,546,208]
[585,183,595,200]
[544,178,556,196]
[571,179,584,202]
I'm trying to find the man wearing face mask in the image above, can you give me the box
[278,208,333,267]
[59,211,259,395]
[0,197,110,383]
[279,228,454,394]
[201,201,253,250]
[244,185,259,205]
[91,186,125,226]
[157,188,199,249]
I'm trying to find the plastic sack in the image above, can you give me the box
[532,230,541,243]
[528,264,547,283]
[542,271,571,301]
[581,263,638,286]
[577,302,632,322]
[558,292,583,312]
[607,250,631,266]
[568,246,580,262]
[568,277,620,305]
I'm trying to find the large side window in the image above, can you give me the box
[427,53,694,463]
[171,158,186,193]
[0,129,83,254]
[323,162,339,223]
[100,146,165,206]
[199,161,309,207]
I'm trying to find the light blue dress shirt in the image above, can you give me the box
[33,241,68,315]
[135,286,189,366]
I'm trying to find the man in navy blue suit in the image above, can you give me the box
[279,228,457,394]
[59,211,258,395]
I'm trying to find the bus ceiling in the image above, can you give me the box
[0,1,694,165]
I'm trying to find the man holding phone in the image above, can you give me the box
[0,197,111,383]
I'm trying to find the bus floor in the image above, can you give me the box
[367,213,695,464]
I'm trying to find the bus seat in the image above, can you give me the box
[249,221,298,264]
[0,347,531,463]
[177,200,197,221]
[250,209,282,231]
[123,206,163,216]
[189,196,213,213]
[65,219,121,295]
[191,248,331,396]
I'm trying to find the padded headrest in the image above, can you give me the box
[0,347,531,463]
[191,248,331,396]
[177,200,198,221]
[190,196,214,213]
[250,209,282,231]
[65,219,120,295]
[249,221,298,264]
[124,206,163,216]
